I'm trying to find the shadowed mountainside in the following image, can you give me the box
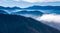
[11,11,43,17]
[0,14,60,33]
[0,10,8,14]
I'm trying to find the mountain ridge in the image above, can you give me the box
[0,6,60,10]
[0,14,60,33]
[24,6,60,10]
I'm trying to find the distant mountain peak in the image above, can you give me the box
[0,6,21,10]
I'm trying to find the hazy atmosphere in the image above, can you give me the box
[0,0,60,33]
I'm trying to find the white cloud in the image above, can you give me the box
[12,0,60,3]
[23,0,37,3]
[14,0,19,1]
[36,14,60,30]
[22,0,60,3]
[36,14,60,22]
[0,0,60,8]
[13,0,21,2]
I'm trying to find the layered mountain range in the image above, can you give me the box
[0,6,60,10]
[0,6,60,32]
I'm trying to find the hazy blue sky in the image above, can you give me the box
[0,0,60,8]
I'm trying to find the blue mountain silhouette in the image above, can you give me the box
[25,6,60,10]
[0,10,8,14]
[0,6,60,10]
[12,10,43,16]
[0,6,21,10]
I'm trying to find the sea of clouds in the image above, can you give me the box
[36,14,60,30]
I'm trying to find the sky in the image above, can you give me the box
[0,0,60,8]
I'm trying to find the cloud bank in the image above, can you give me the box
[13,0,60,3]
[0,0,60,8]
[36,14,60,22]
[36,14,60,30]
[22,0,60,3]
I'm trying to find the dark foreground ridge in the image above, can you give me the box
[0,14,60,33]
